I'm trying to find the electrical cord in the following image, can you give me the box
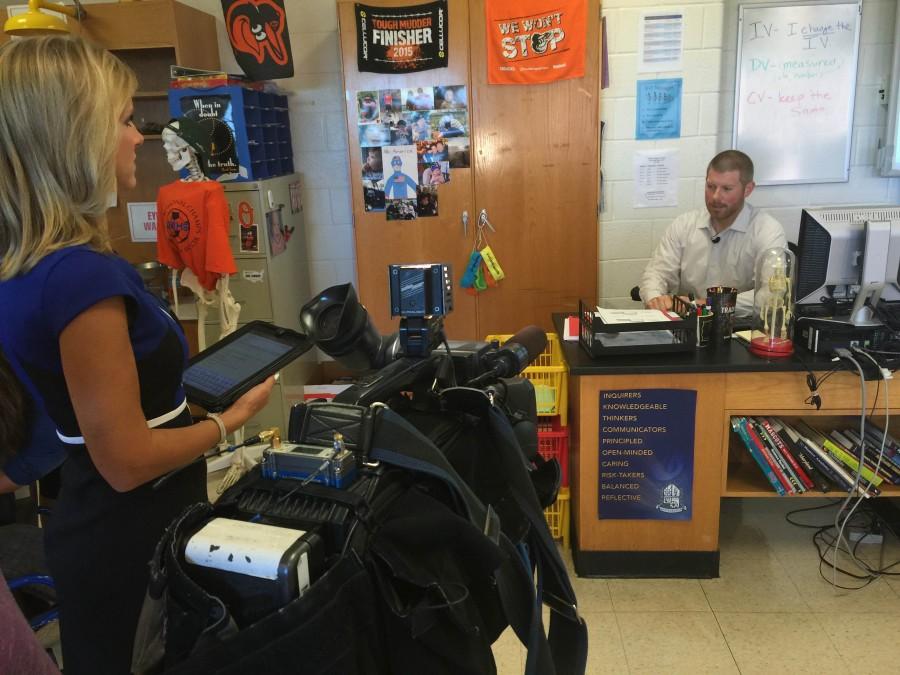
[830,349,869,587]
[784,500,900,589]
[826,348,896,586]
[206,429,275,458]
[784,499,844,528]
[783,487,900,588]
[792,349,848,409]
[852,347,889,491]
[436,331,458,389]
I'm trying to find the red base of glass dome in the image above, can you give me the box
[749,336,794,358]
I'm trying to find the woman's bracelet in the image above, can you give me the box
[206,412,227,446]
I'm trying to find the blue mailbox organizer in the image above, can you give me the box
[169,86,293,182]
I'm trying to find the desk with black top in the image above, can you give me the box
[552,314,900,578]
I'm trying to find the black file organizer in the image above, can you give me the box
[578,297,696,356]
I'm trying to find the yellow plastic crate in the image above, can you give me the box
[544,487,570,548]
[485,332,568,424]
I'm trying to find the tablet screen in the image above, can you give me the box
[184,332,294,397]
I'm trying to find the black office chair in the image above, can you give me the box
[1,522,58,630]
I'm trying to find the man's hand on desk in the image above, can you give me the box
[645,295,700,312]
[646,295,673,311]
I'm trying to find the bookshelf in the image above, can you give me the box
[722,372,900,498]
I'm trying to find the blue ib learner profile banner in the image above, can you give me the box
[598,388,696,520]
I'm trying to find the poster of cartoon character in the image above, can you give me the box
[381,145,418,200]
[221,0,294,79]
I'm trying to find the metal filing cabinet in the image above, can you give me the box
[205,174,315,437]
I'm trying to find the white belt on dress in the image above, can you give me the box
[55,398,189,445]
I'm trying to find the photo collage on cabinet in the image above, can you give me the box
[357,85,470,219]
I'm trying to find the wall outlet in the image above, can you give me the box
[877,78,888,105]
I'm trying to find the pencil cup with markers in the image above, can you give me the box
[706,286,738,345]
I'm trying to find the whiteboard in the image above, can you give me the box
[733,1,862,185]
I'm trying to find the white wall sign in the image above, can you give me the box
[633,149,679,208]
[128,202,158,243]
[638,9,684,73]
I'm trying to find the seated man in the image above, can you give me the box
[639,150,786,318]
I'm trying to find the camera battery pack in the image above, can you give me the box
[184,517,324,626]
[260,443,358,488]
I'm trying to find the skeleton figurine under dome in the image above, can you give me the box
[750,247,795,358]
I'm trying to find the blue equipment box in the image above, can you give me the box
[168,86,292,182]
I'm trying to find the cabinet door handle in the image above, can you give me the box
[462,210,469,236]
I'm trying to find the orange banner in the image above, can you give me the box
[485,0,586,85]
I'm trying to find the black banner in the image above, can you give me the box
[222,0,294,80]
[356,1,448,73]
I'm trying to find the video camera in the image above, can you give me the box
[159,265,568,651]
[255,263,549,489]
[298,263,548,408]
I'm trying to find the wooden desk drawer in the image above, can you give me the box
[725,371,896,412]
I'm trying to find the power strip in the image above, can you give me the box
[848,531,883,545]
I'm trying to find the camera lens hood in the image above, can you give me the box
[299,283,386,371]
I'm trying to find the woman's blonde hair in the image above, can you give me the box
[0,36,136,279]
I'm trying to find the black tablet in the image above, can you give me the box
[184,321,312,412]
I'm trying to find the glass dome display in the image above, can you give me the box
[750,247,795,358]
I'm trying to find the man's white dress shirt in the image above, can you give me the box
[639,204,786,316]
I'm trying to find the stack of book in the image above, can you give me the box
[731,416,900,496]
[169,66,259,90]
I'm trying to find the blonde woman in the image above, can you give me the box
[0,37,272,674]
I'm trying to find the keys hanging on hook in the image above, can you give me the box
[474,209,504,282]
[478,209,496,233]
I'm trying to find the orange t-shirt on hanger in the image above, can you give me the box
[156,181,236,292]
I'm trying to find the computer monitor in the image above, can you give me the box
[795,205,900,325]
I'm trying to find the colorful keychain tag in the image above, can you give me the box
[460,250,483,288]
[482,260,498,287]
[474,261,487,291]
[480,245,505,281]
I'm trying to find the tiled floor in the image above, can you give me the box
[492,497,900,674]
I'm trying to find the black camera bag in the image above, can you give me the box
[134,395,586,674]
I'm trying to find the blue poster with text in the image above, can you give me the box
[598,388,696,520]
[636,78,682,140]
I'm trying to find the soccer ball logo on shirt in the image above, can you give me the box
[164,201,203,252]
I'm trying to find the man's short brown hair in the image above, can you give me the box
[707,150,754,185]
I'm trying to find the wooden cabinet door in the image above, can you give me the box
[337,0,478,340]
[468,0,600,336]
[338,0,600,340]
